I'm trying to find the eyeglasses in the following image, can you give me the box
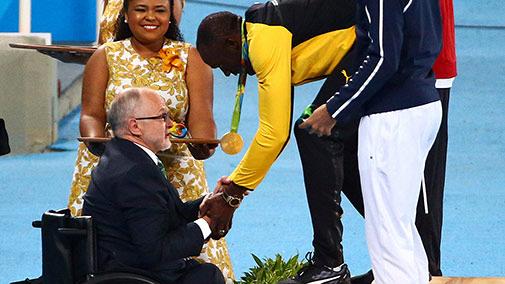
[135,113,187,138]
[135,113,170,122]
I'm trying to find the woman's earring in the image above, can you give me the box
[124,19,128,23]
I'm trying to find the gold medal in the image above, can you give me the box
[220,132,244,155]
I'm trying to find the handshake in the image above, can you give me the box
[198,177,249,240]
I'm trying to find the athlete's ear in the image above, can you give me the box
[225,34,241,50]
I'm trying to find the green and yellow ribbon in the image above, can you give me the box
[221,20,249,155]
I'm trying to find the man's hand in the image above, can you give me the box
[299,104,336,137]
[199,176,232,217]
[200,193,236,239]
[199,176,233,239]
[187,142,219,160]
[199,179,248,240]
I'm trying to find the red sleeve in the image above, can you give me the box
[433,0,457,79]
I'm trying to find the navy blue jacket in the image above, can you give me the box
[326,0,442,123]
[83,138,205,283]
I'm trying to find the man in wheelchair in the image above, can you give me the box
[12,88,226,284]
[82,88,226,284]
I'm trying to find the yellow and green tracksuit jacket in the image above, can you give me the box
[229,0,356,189]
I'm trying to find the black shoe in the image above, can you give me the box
[278,253,350,284]
[350,269,374,284]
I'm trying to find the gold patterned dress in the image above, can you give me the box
[67,38,234,280]
[98,0,122,44]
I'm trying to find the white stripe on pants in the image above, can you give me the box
[358,101,442,284]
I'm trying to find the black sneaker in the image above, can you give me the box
[278,253,351,284]
[350,269,374,284]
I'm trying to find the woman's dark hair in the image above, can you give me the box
[115,0,183,41]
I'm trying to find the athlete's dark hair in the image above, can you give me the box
[196,11,241,49]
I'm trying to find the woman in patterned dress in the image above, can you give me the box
[68,0,234,280]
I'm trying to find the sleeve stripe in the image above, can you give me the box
[275,89,294,159]
[365,5,372,24]
[330,0,385,119]
[403,0,413,13]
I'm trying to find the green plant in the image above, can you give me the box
[235,254,306,284]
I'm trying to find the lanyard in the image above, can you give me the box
[230,20,248,133]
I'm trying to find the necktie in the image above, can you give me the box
[157,160,168,180]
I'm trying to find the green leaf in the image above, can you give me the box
[235,253,306,284]
[273,255,282,272]
[252,254,264,268]
[286,255,299,267]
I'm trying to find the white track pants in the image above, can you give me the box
[358,101,442,284]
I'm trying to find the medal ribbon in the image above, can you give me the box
[230,20,248,133]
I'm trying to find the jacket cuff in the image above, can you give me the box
[326,96,341,119]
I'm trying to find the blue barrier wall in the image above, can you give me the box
[0,0,96,43]
[0,0,18,32]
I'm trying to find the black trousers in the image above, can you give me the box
[416,88,451,276]
[294,118,363,267]
[293,48,364,267]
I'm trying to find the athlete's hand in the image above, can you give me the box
[299,104,336,137]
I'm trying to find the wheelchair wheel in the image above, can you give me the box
[82,272,160,284]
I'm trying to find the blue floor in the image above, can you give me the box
[1,1,505,282]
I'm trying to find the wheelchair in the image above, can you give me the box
[11,209,162,284]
